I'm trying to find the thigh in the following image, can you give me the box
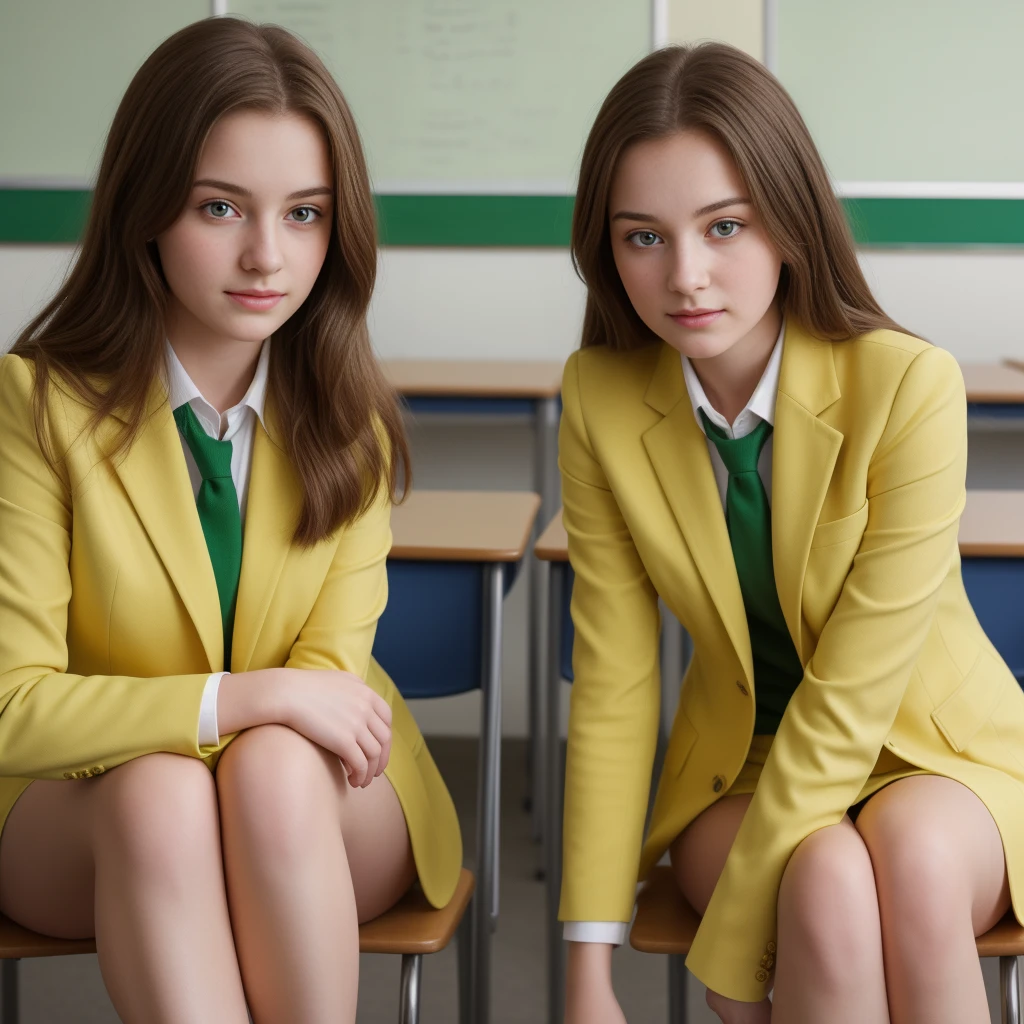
[854,775,1010,935]
[0,779,96,938]
[670,793,753,914]
[337,771,416,923]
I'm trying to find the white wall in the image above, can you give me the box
[4,244,1024,736]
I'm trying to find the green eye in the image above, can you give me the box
[288,206,320,223]
[710,220,740,238]
[204,201,234,219]
[628,230,660,247]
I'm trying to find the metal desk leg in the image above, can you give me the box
[668,955,688,1024]
[474,563,505,1024]
[1002,955,1021,1024]
[398,954,422,1024]
[2,960,18,1024]
[530,396,562,843]
[545,562,566,1024]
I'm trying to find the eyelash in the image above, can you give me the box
[199,201,323,224]
[624,219,744,247]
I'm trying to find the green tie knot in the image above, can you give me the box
[173,404,233,479]
[700,411,773,475]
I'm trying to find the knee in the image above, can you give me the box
[92,753,219,878]
[778,826,879,983]
[215,725,341,860]
[857,811,966,948]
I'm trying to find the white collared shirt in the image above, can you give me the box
[562,321,785,947]
[164,339,271,749]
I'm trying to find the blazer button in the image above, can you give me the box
[91,766,106,775]
[767,941,777,954]
[755,968,769,983]
[62,772,74,780]
[712,775,725,793]
[735,680,749,696]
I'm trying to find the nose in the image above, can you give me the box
[666,233,711,296]
[240,215,283,277]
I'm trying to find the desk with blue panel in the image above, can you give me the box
[384,360,565,842]
[962,363,1024,424]
[373,489,541,1024]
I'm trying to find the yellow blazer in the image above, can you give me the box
[0,354,462,910]
[558,322,1024,1000]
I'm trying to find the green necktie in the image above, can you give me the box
[173,402,242,669]
[700,411,781,624]
[700,410,804,734]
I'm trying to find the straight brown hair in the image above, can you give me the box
[573,42,909,350]
[12,17,409,545]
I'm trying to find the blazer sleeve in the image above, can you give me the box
[558,350,663,924]
[0,355,209,780]
[284,475,392,691]
[685,345,968,1001]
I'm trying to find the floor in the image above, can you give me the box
[0,738,1013,1023]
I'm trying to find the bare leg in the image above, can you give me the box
[215,724,416,1024]
[670,794,890,1024]
[0,754,249,1023]
[772,818,889,1023]
[854,775,1010,1024]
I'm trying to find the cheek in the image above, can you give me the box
[612,247,659,311]
[722,243,781,307]
[159,226,228,296]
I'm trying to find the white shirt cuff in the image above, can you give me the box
[198,672,226,748]
[563,921,629,945]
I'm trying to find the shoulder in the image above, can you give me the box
[563,343,662,405]
[833,329,963,404]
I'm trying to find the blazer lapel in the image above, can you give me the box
[231,405,302,672]
[771,322,844,658]
[641,344,754,682]
[110,388,224,670]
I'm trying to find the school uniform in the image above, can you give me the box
[0,347,462,911]
[557,319,1024,1001]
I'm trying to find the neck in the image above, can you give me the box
[166,305,263,415]
[690,305,782,425]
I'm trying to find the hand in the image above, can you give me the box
[565,942,627,1024]
[218,668,392,788]
[705,988,772,1024]
[280,669,392,787]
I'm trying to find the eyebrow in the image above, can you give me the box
[610,197,751,222]
[193,178,334,201]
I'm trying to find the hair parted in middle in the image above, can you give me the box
[572,42,909,351]
[13,16,408,546]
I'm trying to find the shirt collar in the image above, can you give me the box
[163,339,270,436]
[681,318,785,439]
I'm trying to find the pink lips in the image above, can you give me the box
[226,290,285,311]
[669,308,724,329]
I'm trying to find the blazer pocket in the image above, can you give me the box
[931,652,1004,752]
[810,499,869,549]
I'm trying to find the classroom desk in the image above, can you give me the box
[384,359,566,842]
[537,493,1024,1024]
[374,489,541,1024]
[960,363,1024,424]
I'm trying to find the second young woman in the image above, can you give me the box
[0,18,461,1023]
[558,43,1024,1024]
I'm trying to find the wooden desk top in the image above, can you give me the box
[384,359,565,399]
[959,490,1024,557]
[960,363,1024,404]
[390,490,541,562]
[535,492,1024,562]
[534,508,568,562]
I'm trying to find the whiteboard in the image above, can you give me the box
[227,0,653,193]
[776,0,1024,187]
[0,0,210,183]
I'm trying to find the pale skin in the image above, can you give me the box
[563,129,1012,1024]
[0,110,415,1024]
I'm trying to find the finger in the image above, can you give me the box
[339,739,369,789]
[369,691,392,728]
[358,731,383,788]
[377,731,392,774]
[365,715,391,776]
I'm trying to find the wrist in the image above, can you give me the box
[217,667,292,734]
[566,940,614,986]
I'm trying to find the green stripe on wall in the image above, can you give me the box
[3,190,1024,247]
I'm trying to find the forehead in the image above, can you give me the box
[609,130,746,217]
[197,110,331,190]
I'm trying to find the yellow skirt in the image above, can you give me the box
[727,735,931,817]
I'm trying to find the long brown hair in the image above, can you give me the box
[12,17,409,545]
[573,42,908,350]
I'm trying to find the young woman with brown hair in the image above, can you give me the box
[558,42,1024,1024]
[0,18,461,1022]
